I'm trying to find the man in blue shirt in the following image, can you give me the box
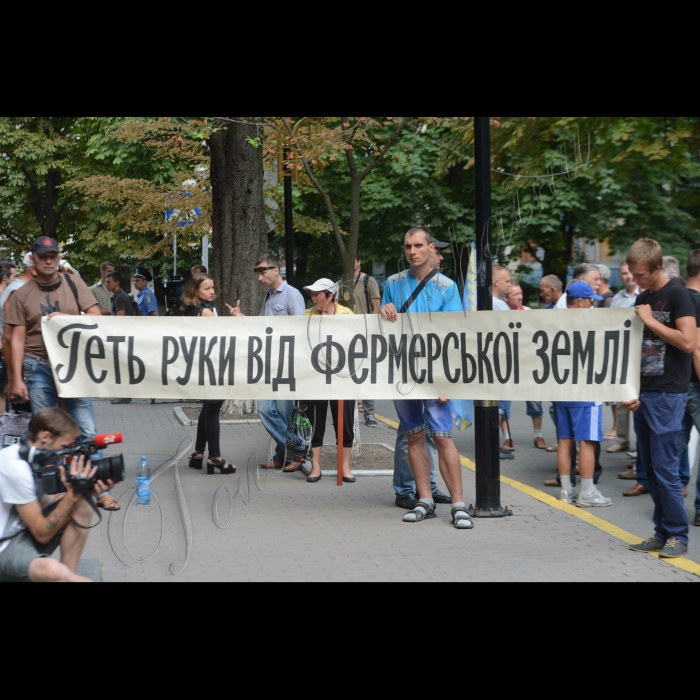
[133,267,159,317]
[381,227,474,531]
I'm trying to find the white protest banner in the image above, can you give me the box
[42,310,643,402]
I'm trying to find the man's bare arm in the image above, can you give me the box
[16,495,81,545]
[371,298,382,314]
[10,325,26,389]
[693,328,700,381]
[85,305,101,317]
[636,307,695,353]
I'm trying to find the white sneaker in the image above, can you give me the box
[577,489,612,508]
[559,490,578,505]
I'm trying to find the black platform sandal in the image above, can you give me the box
[207,458,237,475]
[189,452,204,471]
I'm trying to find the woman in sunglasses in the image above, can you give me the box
[301,279,357,485]
[182,274,236,476]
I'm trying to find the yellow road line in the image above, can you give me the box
[375,414,700,579]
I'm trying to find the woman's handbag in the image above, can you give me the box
[285,404,314,474]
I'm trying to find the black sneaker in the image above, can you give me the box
[660,538,689,559]
[500,448,515,461]
[111,398,132,405]
[365,415,379,428]
[695,513,700,528]
[395,494,419,510]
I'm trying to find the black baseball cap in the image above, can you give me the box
[32,237,61,255]
[134,266,153,283]
[432,238,451,251]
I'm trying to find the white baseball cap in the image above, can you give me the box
[22,253,34,268]
[304,279,339,295]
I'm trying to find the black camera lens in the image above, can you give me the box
[92,455,126,485]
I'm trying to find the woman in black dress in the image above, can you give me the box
[182,274,236,475]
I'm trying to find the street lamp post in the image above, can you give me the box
[472,117,510,519]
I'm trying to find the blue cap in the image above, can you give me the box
[568,281,604,302]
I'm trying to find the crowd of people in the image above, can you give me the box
[1,228,700,582]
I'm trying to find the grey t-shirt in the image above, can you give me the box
[0,280,26,342]
[353,274,381,315]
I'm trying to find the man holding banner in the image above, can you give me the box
[381,227,474,530]
[626,239,695,559]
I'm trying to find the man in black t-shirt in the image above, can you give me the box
[105,272,134,317]
[624,239,696,559]
[675,251,700,529]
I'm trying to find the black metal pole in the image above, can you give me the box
[472,117,508,518]
[284,147,295,288]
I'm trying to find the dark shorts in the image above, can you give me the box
[0,530,62,583]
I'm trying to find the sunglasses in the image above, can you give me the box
[254,266,278,274]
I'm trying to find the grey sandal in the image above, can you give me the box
[403,502,437,524]
[452,506,475,530]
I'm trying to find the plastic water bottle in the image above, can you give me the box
[137,457,151,508]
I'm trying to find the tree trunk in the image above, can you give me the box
[221,399,257,417]
[209,118,269,417]
[209,118,268,317]
[340,176,362,307]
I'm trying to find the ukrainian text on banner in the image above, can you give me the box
[42,310,643,402]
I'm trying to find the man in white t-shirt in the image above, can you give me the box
[492,266,512,311]
[0,408,113,583]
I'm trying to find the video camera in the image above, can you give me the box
[20,434,127,497]
[163,268,185,316]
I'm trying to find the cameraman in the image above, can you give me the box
[0,408,114,583]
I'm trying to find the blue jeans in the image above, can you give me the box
[394,425,438,498]
[527,401,544,419]
[675,383,700,510]
[258,400,295,464]
[635,393,689,546]
[23,357,100,451]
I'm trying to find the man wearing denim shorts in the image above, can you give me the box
[381,227,474,530]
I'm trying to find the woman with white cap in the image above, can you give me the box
[302,279,357,484]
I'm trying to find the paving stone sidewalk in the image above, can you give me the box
[80,401,698,583]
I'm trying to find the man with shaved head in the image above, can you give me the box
[492,266,512,311]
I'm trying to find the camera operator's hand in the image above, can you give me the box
[92,479,115,499]
[58,455,97,503]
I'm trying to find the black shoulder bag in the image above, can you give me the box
[400,270,439,314]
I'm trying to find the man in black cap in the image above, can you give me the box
[6,237,122,511]
[430,238,451,272]
[109,266,160,406]
[133,267,159,317]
